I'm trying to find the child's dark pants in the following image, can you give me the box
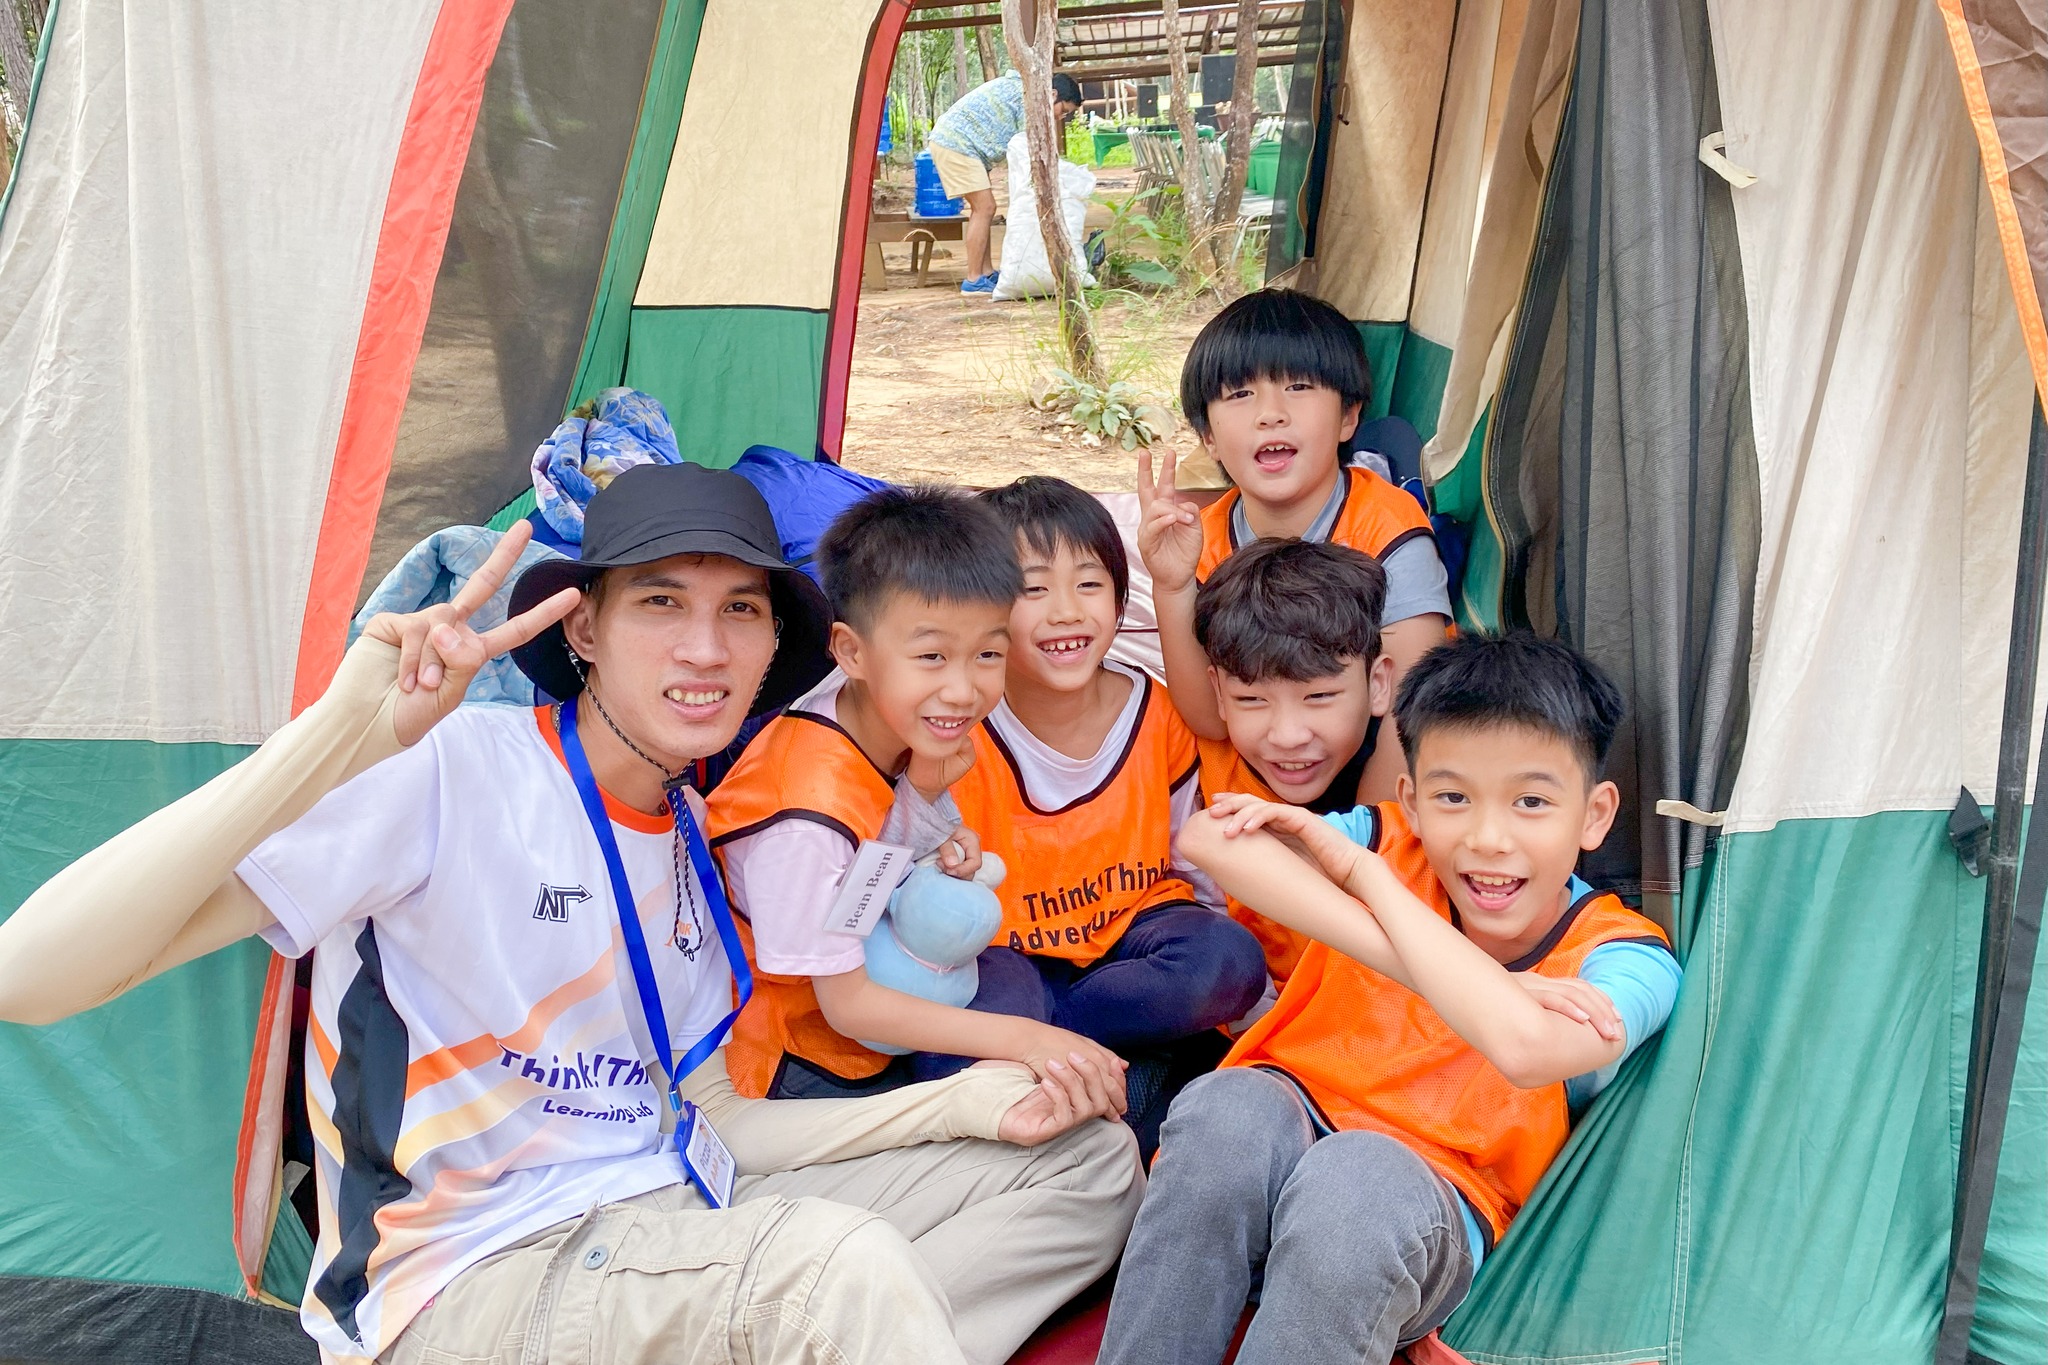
[911,903,1267,1078]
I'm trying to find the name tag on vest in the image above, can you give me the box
[824,840,914,938]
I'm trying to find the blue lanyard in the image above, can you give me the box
[559,698,752,1119]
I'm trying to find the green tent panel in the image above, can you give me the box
[1446,811,1985,1362]
[620,307,830,464]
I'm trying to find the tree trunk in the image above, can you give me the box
[974,7,1001,85]
[909,33,927,136]
[0,0,37,151]
[952,16,971,103]
[1209,0,1262,232]
[1160,0,1209,239]
[1001,0,1101,383]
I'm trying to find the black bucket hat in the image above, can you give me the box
[508,462,833,716]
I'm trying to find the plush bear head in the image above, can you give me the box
[858,854,1007,1054]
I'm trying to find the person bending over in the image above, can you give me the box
[0,464,1140,1365]
[928,69,1082,294]
[1100,632,1682,1365]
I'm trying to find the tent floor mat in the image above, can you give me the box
[0,1275,314,1365]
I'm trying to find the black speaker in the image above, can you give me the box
[1136,84,1159,117]
[1201,53,1235,104]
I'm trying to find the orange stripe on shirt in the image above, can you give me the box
[403,942,620,1098]
[310,1012,340,1078]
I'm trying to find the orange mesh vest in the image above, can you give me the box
[1197,465,1434,580]
[707,708,898,1098]
[1194,736,1316,986]
[953,674,1201,965]
[1222,801,1670,1241]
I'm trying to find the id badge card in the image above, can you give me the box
[678,1101,736,1210]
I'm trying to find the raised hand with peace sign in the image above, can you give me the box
[358,521,582,748]
[1135,444,1231,740]
[1134,444,1205,596]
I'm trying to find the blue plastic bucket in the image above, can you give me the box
[912,149,966,217]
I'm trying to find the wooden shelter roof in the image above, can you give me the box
[903,2,1306,83]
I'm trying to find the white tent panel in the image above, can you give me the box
[1712,0,2040,832]
[0,1,440,743]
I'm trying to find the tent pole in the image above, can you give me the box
[1936,396,2048,1365]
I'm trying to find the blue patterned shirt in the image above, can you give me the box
[929,72,1026,165]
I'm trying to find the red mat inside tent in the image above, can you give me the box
[1004,1278,1471,1365]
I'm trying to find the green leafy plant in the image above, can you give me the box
[1091,187,1187,290]
[1036,369,1174,450]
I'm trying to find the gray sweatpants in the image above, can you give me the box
[1100,1067,1474,1365]
[384,1118,1141,1365]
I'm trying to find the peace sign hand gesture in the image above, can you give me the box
[1135,444,1204,595]
[358,522,583,747]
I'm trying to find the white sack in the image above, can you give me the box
[993,131,1096,300]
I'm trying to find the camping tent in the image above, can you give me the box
[0,1,2041,1362]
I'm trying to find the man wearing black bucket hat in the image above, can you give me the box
[0,463,1139,1365]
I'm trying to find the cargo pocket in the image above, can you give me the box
[577,1197,785,1364]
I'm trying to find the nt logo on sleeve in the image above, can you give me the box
[533,884,593,922]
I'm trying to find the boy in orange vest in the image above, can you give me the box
[1100,633,1682,1365]
[1189,538,1394,988]
[937,478,1265,1085]
[1140,288,1452,802]
[709,485,1128,1109]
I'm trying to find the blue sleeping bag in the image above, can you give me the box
[730,446,894,586]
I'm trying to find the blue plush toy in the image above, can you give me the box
[860,852,1007,1054]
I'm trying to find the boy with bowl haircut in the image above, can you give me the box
[944,477,1266,1057]
[1140,287,1452,802]
[1099,633,1682,1365]
[710,485,1129,1105]
[1190,538,1394,984]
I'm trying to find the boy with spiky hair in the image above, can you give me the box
[1141,287,1453,801]
[1189,538,1396,984]
[1101,633,1681,1365]
[711,485,1130,1109]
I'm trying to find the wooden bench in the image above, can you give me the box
[866,210,968,288]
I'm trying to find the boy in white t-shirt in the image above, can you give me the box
[945,478,1265,1072]
[0,465,1140,1365]
[711,486,1131,1105]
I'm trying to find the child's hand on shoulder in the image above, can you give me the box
[1136,445,1203,594]
[1517,975,1625,1042]
[934,825,983,881]
[1203,792,1370,890]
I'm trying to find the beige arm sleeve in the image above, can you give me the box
[678,1050,1037,1175]
[0,638,408,1026]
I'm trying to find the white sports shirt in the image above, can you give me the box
[240,704,729,1363]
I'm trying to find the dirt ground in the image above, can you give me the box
[840,160,1231,493]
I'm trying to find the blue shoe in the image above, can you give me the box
[959,272,998,295]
